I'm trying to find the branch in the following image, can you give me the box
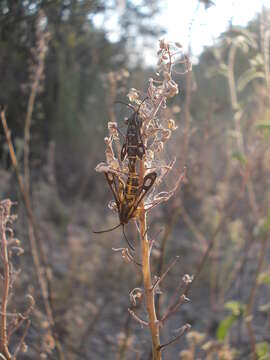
[151,256,179,292]
[128,308,149,328]
[158,324,191,351]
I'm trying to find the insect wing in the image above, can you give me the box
[127,172,157,218]
[105,172,123,210]
[141,172,157,192]
[136,139,145,159]
[121,143,127,161]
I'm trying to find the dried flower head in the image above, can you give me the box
[179,349,193,360]
[186,331,206,345]
[182,274,194,285]
[129,288,144,306]
[108,122,119,139]
[168,119,178,130]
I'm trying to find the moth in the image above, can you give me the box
[94,97,155,249]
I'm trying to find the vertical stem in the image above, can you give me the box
[140,211,162,360]
[181,58,192,168]
[228,41,259,217]
[0,206,12,360]
[24,77,39,192]
[139,163,162,360]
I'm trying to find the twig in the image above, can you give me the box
[160,277,191,326]
[151,256,179,292]
[128,308,149,328]
[158,324,191,351]
[7,295,35,341]
[179,201,208,251]
[13,320,31,357]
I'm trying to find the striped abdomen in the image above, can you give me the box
[119,171,140,224]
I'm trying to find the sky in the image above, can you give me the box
[93,0,270,63]
[160,0,270,56]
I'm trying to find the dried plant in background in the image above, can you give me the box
[1,111,64,360]
[179,331,236,360]
[196,11,270,358]
[95,40,191,359]
[0,11,64,360]
[24,10,50,190]
[0,199,34,359]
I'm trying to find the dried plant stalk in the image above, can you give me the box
[139,159,161,358]
[95,40,191,359]
[24,10,50,190]
[0,201,12,359]
[0,200,34,359]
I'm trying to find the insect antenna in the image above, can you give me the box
[115,97,149,114]
[114,100,136,111]
[93,223,122,234]
[93,223,135,251]
[122,225,135,251]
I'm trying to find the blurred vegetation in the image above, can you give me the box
[0,1,270,359]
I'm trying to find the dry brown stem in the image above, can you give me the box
[24,10,50,190]
[0,200,34,359]
[138,152,161,358]
[140,206,162,359]
[0,201,12,360]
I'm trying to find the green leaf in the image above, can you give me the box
[259,302,270,312]
[256,342,270,360]
[236,36,249,53]
[250,54,264,67]
[68,32,76,48]
[237,68,265,92]
[230,27,258,49]
[216,63,229,78]
[227,130,242,139]
[231,151,247,166]
[253,214,270,237]
[225,301,245,316]
[255,122,270,131]
[255,212,270,237]
[263,212,270,231]
[258,270,270,285]
[217,314,237,340]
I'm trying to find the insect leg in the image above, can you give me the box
[93,223,122,234]
[122,225,135,251]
